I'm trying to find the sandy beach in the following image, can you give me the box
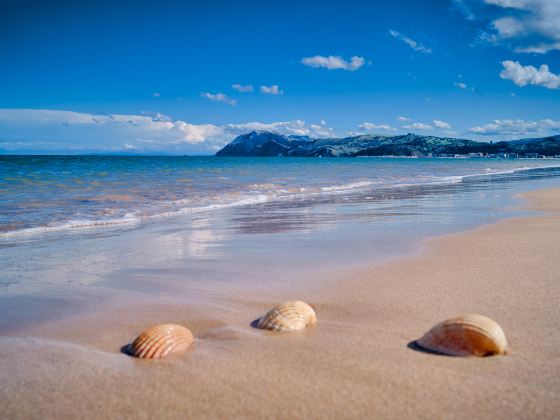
[4,0,560,417]
[1,187,559,419]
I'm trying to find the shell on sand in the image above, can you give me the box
[129,324,194,359]
[257,301,317,332]
[417,314,508,357]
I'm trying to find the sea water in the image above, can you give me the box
[1,156,560,326]
[2,155,560,237]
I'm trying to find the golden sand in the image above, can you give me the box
[1,189,559,419]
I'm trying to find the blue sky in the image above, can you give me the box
[0,0,559,154]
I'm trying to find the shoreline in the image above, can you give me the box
[3,159,560,240]
[1,187,560,418]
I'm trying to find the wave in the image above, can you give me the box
[0,214,142,238]
[321,180,378,192]
[2,163,560,239]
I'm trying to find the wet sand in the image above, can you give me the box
[1,188,560,419]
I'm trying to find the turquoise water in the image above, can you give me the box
[2,156,560,237]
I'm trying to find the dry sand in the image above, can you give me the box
[1,188,559,419]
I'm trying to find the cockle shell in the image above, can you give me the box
[129,324,194,359]
[417,314,508,357]
[257,301,317,332]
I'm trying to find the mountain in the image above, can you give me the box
[505,135,560,156]
[215,130,313,157]
[510,134,560,145]
[216,131,560,158]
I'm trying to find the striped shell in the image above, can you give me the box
[129,324,194,359]
[257,301,316,332]
[417,314,508,357]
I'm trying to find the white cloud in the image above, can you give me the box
[500,60,560,89]
[468,118,560,136]
[201,92,237,105]
[454,81,468,89]
[308,124,335,137]
[403,122,432,130]
[455,0,560,53]
[173,121,225,143]
[152,92,160,97]
[515,42,560,54]
[359,122,396,131]
[260,85,283,95]
[0,109,340,153]
[397,116,411,122]
[454,80,479,93]
[141,111,172,122]
[388,30,433,54]
[492,16,526,38]
[433,120,452,129]
[231,83,253,93]
[301,55,365,71]
[227,119,334,138]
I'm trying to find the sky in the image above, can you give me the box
[0,0,559,154]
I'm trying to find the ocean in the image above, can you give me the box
[2,155,560,238]
[1,156,560,305]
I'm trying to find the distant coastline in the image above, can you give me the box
[3,131,560,158]
[216,130,560,158]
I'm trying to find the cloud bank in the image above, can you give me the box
[0,109,335,154]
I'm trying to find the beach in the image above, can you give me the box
[4,0,560,416]
[1,187,559,419]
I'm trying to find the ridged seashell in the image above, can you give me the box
[257,301,316,332]
[417,314,508,357]
[129,324,194,359]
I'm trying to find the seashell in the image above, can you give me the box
[129,324,194,359]
[417,314,508,357]
[257,301,316,332]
